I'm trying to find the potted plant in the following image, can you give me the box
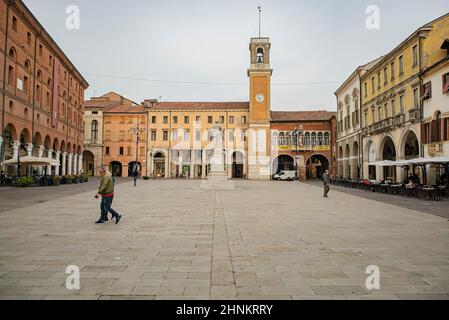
[17,177,33,188]
[52,176,61,186]
[73,175,79,184]
[143,176,150,180]
[66,175,73,184]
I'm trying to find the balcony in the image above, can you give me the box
[367,114,406,135]
[408,108,420,123]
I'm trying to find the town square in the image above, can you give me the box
[0,0,449,303]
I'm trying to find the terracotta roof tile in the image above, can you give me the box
[150,102,249,111]
[105,104,146,114]
[271,111,336,121]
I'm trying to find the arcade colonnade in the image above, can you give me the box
[2,123,83,176]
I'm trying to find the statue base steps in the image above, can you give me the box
[200,171,235,190]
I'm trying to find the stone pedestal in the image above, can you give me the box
[200,171,235,190]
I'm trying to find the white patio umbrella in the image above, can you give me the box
[3,155,55,166]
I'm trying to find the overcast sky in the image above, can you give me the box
[24,0,449,111]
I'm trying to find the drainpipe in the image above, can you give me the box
[1,1,12,166]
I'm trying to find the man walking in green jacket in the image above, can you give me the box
[95,167,122,224]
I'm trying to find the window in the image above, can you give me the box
[91,120,98,142]
[105,147,110,156]
[424,123,431,144]
[371,77,375,93]
[229,116,234,124]
[163,116,168,124]
[272,132,278,146]
[163,130,168,141]
[49,55,52,67]
[391,99,396,116]
[304,132,310,146]
[377,71,381,89]
[183,129,190,141]
[152,116,157,123]
[372,109,375,124]
[12,16,17,31]
[241,116,247,124]
[256,47,264,63]
[27,32,31,45]
[196,116,201,122]
[354,99,359,125]
[399,55,404,75]
[391,61,395,80]
[378,107,382,121]
[436,112,442,142]
[422,81,432,100]
[412,45,418,67]
[173,116,178,124]
[219,116,225,124]
[127,147,132,156]
[311,133,317,146]
[208,116,213,124]
[151,130,156,141]
[119,130,125,141]
[184,116,189,124]
[172,129,178,140]
[413,88,419,109]
[8,66,14,86]
[400,95,405,114]
[119,147,124,155]
[384,103,388,118]
[279,132,285,146]
[317,132,323,145]
[324,132,330,145]
[442,73,449,94]
[228,129,234,141]
[195,130,201,141]
[364,82,367,97]
[23,76,29,94]
[36,85,41,101]
[384,67,388,85]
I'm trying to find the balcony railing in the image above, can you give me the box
[366,113,406,135]
[408,108,420,123]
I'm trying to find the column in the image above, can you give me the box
[55,151,61,176]
[67,153,73,175]
[78,154,83,175]
[227,151,232,179]
[62,152,67,176]
[189,150,194,178]
[243,153,248,179]
[47,149,53,175]
[73,154,78,175]
[38,145,45,175]
[26,143,33,156]
[164,151,169,179]
[201,149,206,178]
[12,141,19,176]
[178,150,183,178]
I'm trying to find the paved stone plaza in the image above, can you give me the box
[0,179,449,300]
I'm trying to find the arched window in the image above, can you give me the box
[292,132,297,147]
[324,132,330,145]
[311,132,317,146]
[256,47,264,63]
[272,132,278,146]
[91,120,98,142]
[305,132,310,146]
[286,132,291,146]
[317,132,323,145]
[8,48,16,61]
[24,60,31,73]
[279,132,285,146]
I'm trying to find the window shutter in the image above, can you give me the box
[443,73,449,94]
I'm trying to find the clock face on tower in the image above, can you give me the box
[255,94,265,103]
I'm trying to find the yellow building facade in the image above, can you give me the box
[361,13,449,182]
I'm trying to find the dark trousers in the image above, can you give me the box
[323,184,330,197]
[100,197,120,221]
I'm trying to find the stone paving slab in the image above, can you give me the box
[0,179,448,299]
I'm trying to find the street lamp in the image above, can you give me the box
[293,124,303,179]
[130,124,145,187]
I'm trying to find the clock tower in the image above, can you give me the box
[247,37,272,180]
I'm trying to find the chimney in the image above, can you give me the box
[143,99,159,109]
